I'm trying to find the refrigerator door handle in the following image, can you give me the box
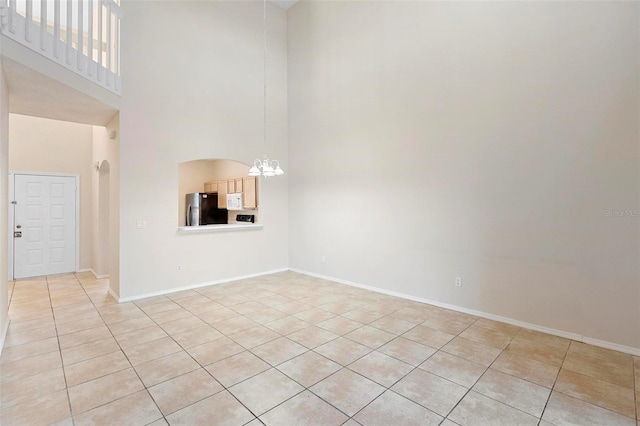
[187,204,192,226]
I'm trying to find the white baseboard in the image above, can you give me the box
[289,268,640,357]
[89,269,109,279]
[0,317,10,358]
[115,268,290,303]
[581,337,640,357]
[108,287,120,303]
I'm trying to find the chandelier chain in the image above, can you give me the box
[248,0,283,178]
[263,0,267,158]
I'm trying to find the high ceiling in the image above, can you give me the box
[1,0,298,126]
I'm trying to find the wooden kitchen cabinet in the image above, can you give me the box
[206,177,257,210]
[217,180,228,207]
[242,176,257,209]
[204,182,217,193]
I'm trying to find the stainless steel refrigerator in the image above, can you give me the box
[185,193,228,226]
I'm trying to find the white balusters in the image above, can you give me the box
[65,0,72,64]
[39,0,46,50]
[0,0,122,94]
[87,0,93,76]
[77,0,83,70]
[97,0,103,81]
[114,5,119,87]
[8,0,17,34]
[53,0,60,58]
[105,0,111,85]
[24,0,32,41]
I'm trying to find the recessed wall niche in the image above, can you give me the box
[178,159,259,227]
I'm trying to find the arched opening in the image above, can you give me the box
[97,160,110,277]
[178,159,259,226]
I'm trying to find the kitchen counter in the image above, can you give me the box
[177,223,263,233]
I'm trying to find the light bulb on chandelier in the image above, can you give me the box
[249,158,284,178]
[248,0,284,178]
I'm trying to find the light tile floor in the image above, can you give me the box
[1,271,639,426]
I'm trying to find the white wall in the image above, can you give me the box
[118,1,288,299]
[0,61,10,346]
[8,114,94,271]
[288,1,640,349]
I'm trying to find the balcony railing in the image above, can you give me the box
[0,0,122,94]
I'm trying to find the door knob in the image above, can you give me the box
[14,231,22,238]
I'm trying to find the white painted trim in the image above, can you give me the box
[115,268,289,303]
[108,287,119,302]
[289,268,640,357]
[75,175,80,273]
[177,224,263,234]
[9,171,79,178]
[0,2,122,95]
[8,172,80,280]
[0,317,10,357]
[582,337,640,358]
[89,269,109,279]
[7,172,14,281]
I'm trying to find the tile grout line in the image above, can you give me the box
[72,274,165,423]
[5,272,636,425]
[47,274,76,426]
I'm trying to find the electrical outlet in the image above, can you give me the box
[177,265,183,272]
[136,220,146,229]
[455,277,462,287]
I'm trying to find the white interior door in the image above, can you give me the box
[13,174,77,279]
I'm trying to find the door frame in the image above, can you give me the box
[8,171,80,280]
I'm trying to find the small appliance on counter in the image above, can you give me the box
[236,214,255,223]
[226,193,243,211]
[185,193,228,226]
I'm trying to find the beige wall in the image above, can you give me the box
[209,159,259,224]
[0,61,10,344]
[177,159,217,227]
[288,1,640,349]
[177,159,254,226]
[8,114,94,271]
[118,0,288,298]
[178,160,260,226]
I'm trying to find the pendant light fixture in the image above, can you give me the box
[248,0,284,178]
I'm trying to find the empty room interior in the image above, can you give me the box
[0,0,638,425]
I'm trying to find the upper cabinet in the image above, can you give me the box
[217,180,228,207]
[205,176,258,210]
[242,177,257,209]
[204,181,218,193]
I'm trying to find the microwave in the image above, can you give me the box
[227,193,243,211]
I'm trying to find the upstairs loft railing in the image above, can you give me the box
[0,0,122,94]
